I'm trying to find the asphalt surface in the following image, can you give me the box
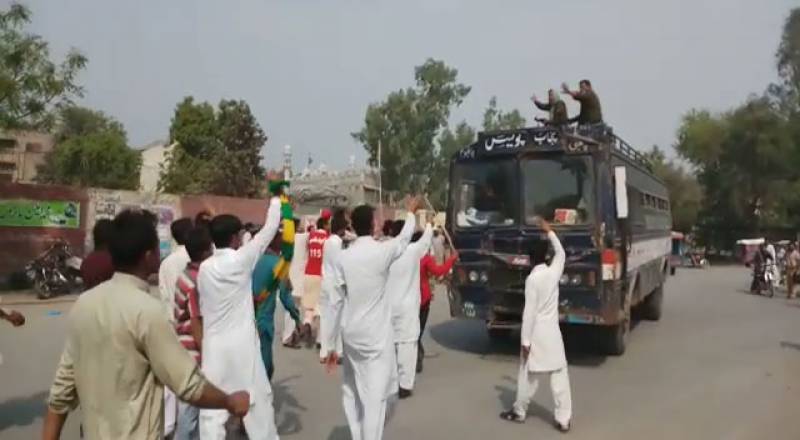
[1,266,799,440]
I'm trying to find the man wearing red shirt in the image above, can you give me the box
[81,219,115,290]
[302,209,332,345]
[417,249,458,373]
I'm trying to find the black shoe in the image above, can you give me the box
[398,388,413,399]
[416,361,423,374]
[315,343,321,350]
[499,409,525,424]
[555,420,571,433]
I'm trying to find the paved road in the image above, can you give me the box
[1,266,799,439]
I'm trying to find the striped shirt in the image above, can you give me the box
[174,262,202,363]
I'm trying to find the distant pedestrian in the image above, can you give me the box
[500,219,572,432]
[302,210,332,346]
[786,244,800,299]
[80,219,115,290]
[43,210,250,440]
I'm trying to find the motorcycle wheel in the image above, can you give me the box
[36,279,54,300]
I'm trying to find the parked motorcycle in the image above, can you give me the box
[750,262,775,298]
[25,240,83,299]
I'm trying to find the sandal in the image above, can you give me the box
[499,409,525,424]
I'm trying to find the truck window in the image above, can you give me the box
[452,159,518,228]
[522,155,595,225]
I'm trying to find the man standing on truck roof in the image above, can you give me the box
[531,89,569,126]
[562,79,603,125]
[500,219,572,433]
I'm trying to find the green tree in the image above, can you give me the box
[429,121,476,208]
[643,146,702,232]
[159,97,267,197]
[776,8,800,108]
[37,106,141,190]
[352,59,471,197]
[675,98,794,246]
[482,96,526,131]
[0,3,87,130]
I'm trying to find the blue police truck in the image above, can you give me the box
[445,125,671,355]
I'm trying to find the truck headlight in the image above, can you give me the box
[559,274,569,285]
[569,274,583,286]
[468,270,479,283]
[479,271,489,283]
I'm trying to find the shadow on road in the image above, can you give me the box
[326,425,351,440]
[272,374,307,436]
[780,341,800,352]
[429,318,607,367]
[0,390,47,431]
[494,374,551,422]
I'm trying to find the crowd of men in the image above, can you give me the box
[24,82,602,440]
[37,184,517,440]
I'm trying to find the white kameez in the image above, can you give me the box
[513,230,572,425]
[320,234,344,358]
[326,213,416,440]
[197,198,281,440]
[386,224,432,389]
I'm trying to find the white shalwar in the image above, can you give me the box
[513,231,572,426]
[320,233,344,358]
[387,224,433,390]
[283,232,309,343]
[197,197,282,440]
[327,213,416,440]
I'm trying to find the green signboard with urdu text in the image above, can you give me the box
[0,199,80,228]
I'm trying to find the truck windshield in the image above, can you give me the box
[452,159,518,228]
[522,155,595,226]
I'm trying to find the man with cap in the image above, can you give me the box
[301,208,332,347]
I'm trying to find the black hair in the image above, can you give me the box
[382,220,393,237]
[528,239,550,267]
[580,79,592,88]
[293,218,300,229]
[185,226,213,263]
[331,209,348,235]
[210,214,243,248]
[109,210,159,270]
[92,218,114,250]
[351,205,375,237]
[170,217,193,245]
[390,220,405,238]
[317,216,329,230]
[411,231,423,243]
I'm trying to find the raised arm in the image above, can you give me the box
[533,99,551,112]
[236,197,282,270]
[384,212,416,263]
[547,230,566,274]
[409,223,434,260]
[424,253,458,277]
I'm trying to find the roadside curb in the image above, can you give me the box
[0,294,79,306]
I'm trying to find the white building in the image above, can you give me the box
[138,141,175,193]
[290,164,397,212]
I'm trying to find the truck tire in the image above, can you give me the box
[642,285,664,321]
[604,321,628,356]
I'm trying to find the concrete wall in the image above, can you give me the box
[0,182,88,276]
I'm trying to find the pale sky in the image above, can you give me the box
[24,0,796,170]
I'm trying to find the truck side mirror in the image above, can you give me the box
[614,166,629,219]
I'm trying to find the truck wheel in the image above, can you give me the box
[642,285,664,321]
[604,321,628,356]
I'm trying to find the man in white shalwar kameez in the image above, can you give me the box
[324,198,421,440]
[197,197,282,440]
[282,221,309,346]
[500,220,572,432]
[319,210,347,361]
[387,223,433,398]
